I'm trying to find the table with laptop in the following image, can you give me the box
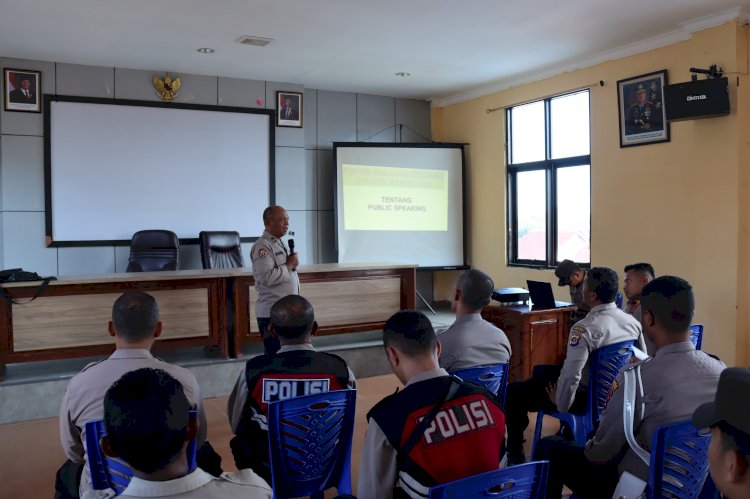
[482,281,576,381]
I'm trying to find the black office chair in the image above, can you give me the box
[126,230,180,272]
[199,231,245,269]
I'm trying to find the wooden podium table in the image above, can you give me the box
[0,264,416,378]
[481,304,575,382]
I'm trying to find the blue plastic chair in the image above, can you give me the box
[616,291,623,309]
[267,389,356,499]
[428,461,549,499]
[648,420,713,499]
[690,324,704,350]
[86,410,197,495]
[531,340,636,456]
[449,362,510,404]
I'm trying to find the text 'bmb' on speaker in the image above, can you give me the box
[664,77,730,122]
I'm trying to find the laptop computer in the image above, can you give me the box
[526,280,574,310]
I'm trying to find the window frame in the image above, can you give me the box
[505,90,591,269]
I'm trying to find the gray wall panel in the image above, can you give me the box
[317,211,336,264]
[2,211,58,276]
[316,149,333,211]
[58,246,116,276]
[56,63,114,98]
[286,210,315,266]
[1,135,44,211]
[357,94,396,142]
[266,82,304,147]
[0,58,55,136]
[396,98,431,143]
[179,244,202,270]
[304,89,317,149]
[114,67,162,101]
[275,146,312,211]
[171,74,217,105]
[317,90,356,149]
[218,77,265,108]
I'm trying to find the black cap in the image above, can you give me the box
[555,259,580,287]
[693,368,750,434]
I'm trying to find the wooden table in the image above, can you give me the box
[0,264,416,379]
[481,303,575,382]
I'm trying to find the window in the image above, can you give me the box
[506,90,591,267]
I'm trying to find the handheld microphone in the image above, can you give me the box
[288,239,295,254]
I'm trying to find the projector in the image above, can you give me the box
[664,77,730,121]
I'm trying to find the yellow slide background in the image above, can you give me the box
[343,164,448,231]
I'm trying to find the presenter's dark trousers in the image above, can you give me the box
[54,459,83,499]
[504,364,586,464]
[257,317,280,355]
[533,435,619,499]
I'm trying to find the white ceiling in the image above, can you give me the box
[1,1,748,104]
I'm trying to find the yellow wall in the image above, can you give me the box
[432,21,747,366]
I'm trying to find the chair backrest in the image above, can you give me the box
[267,389,356,499]
[587,339,637,426]
[126,230,180,272]
[199,231,244,269]
[428,461,549,499]
[616,291,623,309]
[649,419,711,499]
[449,363,510,404]
[85,411,197,495]
[689,324,704,351]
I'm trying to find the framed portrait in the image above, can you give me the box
[617,70,669,147]
[276,91,302,128]
[4,68,42,113]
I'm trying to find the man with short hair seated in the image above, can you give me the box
[358,310,506,499]
[537,276,725,499]
[503,267,645,465]
[83,368,270,498]
[693,367,750,499]
[438,268,511,371]
[227,294,356,483]
[58,292,219,499]
[623,262,656,353]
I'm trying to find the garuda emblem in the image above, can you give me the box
[153,74,181,102]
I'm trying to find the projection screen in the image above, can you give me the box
[45,96,274,246]
[334,143,466,269]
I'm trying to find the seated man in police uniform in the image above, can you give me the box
[227,294,355,484]
[438,268,511,371]
[623,262,656,354]
[555,259,589,322]
[358,310,506,499]
[504,267,644,465]
[537,276,725,499]
[84,368,271,499]
[693,367,750,499]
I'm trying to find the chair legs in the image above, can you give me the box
[531,411,588,459]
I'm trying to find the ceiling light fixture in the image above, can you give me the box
[197,48,215,54]
[395,72,411,77]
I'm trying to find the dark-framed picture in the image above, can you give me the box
[4,68,42,113]
[276,91,302,128]
[617,70,669,147]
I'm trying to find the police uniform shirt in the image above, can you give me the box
[555,302,646,412]
[59,349,207,496]
[251,230,300,319]
[569,270,590,317]
[438,313,512,371]
[585,341,725,482]
[357,368,505,499]
[82,468,271,499]
[227,343,356,434]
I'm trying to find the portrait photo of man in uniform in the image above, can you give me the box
[4,68,41,113]
[276,91,302,128]
[617,69,669,147]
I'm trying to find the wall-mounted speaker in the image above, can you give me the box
[664,77,730,121]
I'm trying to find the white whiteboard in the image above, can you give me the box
[47,99,273,244]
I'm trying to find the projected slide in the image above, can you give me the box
[335,143,465,269]
[342,164,448,231]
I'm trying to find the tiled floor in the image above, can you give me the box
[0,373,558,498]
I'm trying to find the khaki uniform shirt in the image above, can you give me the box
[555,302,646,412]
[251,230,300,318]
[82,468,271,498]
[585,341,725,482]
[59,349,207,496]
[438,313,512,371]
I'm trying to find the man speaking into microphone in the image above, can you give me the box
[251,205,300,354]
